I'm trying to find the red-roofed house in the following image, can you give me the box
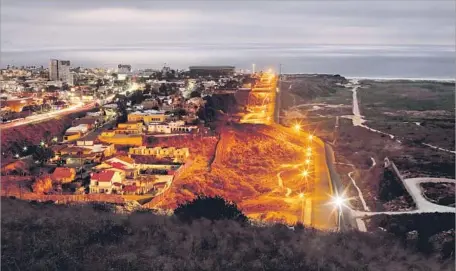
[89,170,123,194]
[51,167,76,184]
[94,156,138,179]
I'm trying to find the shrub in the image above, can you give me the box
[31,175,53,194]
[174,195,248,223]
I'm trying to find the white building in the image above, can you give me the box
[148,121,197,134]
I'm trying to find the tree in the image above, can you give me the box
[190,90,201,98]
[174,195,248,223]
[32,147,54,165]
[32,175,53,194]
[159,83,168,96]
[43,131,52,144]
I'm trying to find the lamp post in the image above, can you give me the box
[299,193,305,223]
[333,196,345,232]
[293,124,301,133]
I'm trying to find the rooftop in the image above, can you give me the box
[51,167,75,180]
[91,170,116,182]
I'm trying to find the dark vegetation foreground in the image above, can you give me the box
[1,198,453,271]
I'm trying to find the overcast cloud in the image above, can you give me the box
[0,0,454,76]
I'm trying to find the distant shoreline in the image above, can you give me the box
[283,73,454,82]
[345,76,455,82]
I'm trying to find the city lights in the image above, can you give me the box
[301,170,309,177]
[305,159,310,165]
[299,193,305,199]
[23,146,28,151]
[308,135,313,141]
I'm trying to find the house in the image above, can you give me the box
[51,167,76,184]
[53,142,115,165]
[72,116,101,130]
[127,110,170,124]
[89,170,124,194]
[115,122,144,134]
[147,121,198,134]
[98,132,143,146]
[64,124,89,142]
[76,141,116,157]
[129,146,189,163]
[95,156,137,179]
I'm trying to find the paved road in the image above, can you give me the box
[1,83,139,130]
[271,124,337,230]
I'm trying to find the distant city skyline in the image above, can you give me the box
[1,0,454,78]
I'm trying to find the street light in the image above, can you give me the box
[308,135,313,141]
[332,195,346,231]
[301,170,309,177]
[305,159,311,165]
[40,141,45,147]
[23,146,28,152]
[293,124,301,132]
[15,154,19,158]
[299,193,305,223]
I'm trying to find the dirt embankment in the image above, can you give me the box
[149,124,304,223]
[1,111,88,166]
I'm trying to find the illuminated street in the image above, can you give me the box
[238,70,338,230]
[0,83,139,130]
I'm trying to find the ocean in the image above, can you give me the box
[1,44,454,79]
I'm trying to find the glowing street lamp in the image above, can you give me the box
[52,137,58,142]
[301,170,309,177]
[40,141,45,147]
[308,135,313,141]
[15,154,19,158]
[23,146,28,152]
[305,159,311,165]
[332,195,347,231]
[293,124,301,132]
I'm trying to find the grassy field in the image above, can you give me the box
[420,182,455,207]
[281,76,455,213]
[358,80,455,150]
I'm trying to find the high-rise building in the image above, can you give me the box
[49,59,59,81]
[49,59,72,85]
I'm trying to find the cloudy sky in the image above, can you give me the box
[1,0,454,76]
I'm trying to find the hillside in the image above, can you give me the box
[1,197,452,271]
[1,110,89,166]
[149,124,306,224]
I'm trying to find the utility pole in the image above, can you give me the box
[277,63,283,124]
